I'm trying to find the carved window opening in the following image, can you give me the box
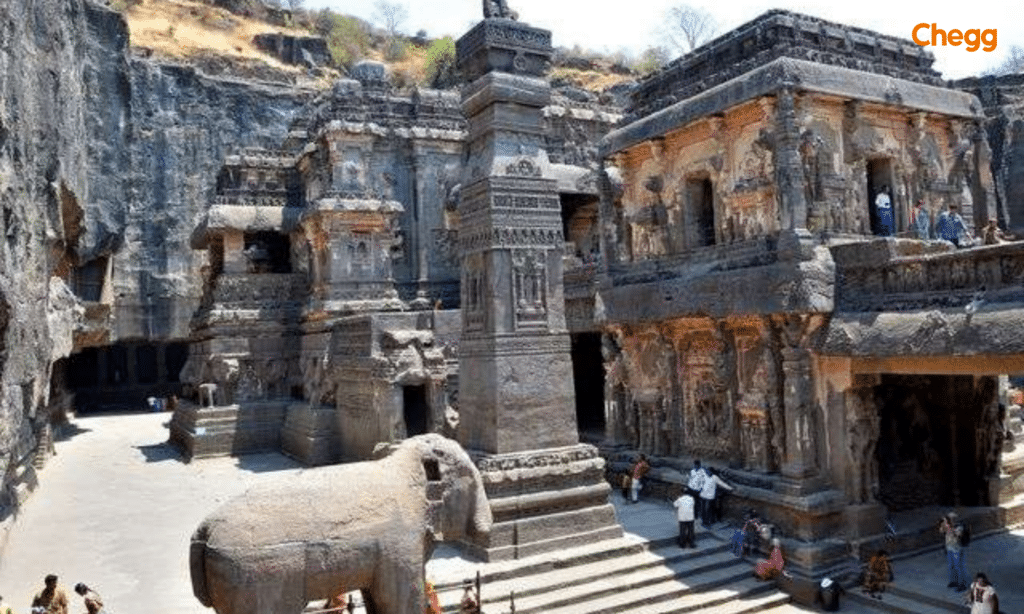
[867,158,896,237]
[243,232,291,273]
[72,257,108,302]
[403,384,430,437]
[686,176,716,247]
[560,194,600,264]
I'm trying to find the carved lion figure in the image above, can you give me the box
[189,434,492,614]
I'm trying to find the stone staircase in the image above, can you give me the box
[844,585,965,614]
[431,534,792,614]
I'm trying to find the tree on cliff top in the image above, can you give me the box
[374,0,408,61]
[662,4,717,56]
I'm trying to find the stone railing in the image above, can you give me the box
[212,194,290,207]
[608,236,778,286]
[211,273,307,311]
[834,241,1024,311]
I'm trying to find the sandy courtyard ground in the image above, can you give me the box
[0,411,304,613]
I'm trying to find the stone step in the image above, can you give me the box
[432,535,680,592]
[537,576,782,614]
[457,541,734,608]
[487,557,756,614]
[845,587,964,614]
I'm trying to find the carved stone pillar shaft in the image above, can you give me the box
[781,345,817,479]
[775,89,808,231]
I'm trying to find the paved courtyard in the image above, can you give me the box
[2,411,1023,614]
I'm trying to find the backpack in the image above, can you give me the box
[958,521,971,547]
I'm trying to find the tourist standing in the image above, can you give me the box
[686,459,706,509]
[699,467,733,526]
[73,584,104,614]
[31,575,68,614]
[673,492,696,549]
[966,572,999,614]
[629,454,650,503]
[940,511,969,591]
[874,185,894,236]
[911,199,931,239]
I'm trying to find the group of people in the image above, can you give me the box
[940,510,999,614]
[877,185,1010,247]
[668,460,734,549]
[0,575,107,614]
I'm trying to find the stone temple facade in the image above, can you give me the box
[584,10,1024,573]
[162,8,1024,572]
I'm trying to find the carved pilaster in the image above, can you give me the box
[775,89,808,231]
[774,313,824,480]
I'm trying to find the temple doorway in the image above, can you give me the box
[873,374,1001,511]
[571,332,605,442]
[867,158,896,235]
[403,384,429,437]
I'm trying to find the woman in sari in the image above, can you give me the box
[754,538,785,580]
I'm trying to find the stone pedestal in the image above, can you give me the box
[169,400,288,459]
[455,16,622,560]
[281,403,338,465]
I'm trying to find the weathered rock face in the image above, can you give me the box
[114,60,314,340]
[954,74,1024,234]
[0,0,315,541]
[0,0,125,540]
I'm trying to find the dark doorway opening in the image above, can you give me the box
[867,158,895,236]
[874,374,999,511]
[243,231,291,273]
[66,341,187,413]
[403,385,430,437]
[571,333,606,442]
[686,177,715,247]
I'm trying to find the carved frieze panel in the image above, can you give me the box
[511,249,548,329]
[463,252,486,333]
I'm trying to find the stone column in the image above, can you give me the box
[774,314,822,481]
[775,89,808,231]
[455,15,621,561]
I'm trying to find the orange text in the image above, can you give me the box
[912,23,997,52]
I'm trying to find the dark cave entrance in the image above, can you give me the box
[571,332,606,442]
[403,384,430,437]
[64,340,190,413]
[874,374,1001,511]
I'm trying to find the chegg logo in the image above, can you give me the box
[912,23,997,52]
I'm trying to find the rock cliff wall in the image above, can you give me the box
[115,60,314,340]
[0,0,313,545]
[0,0,112,546]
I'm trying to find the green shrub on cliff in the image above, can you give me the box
[423,36,456,89]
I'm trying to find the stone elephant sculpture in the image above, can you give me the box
[189,433,492,614]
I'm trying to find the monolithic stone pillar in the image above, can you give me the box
[775,314,823,481]
[455,12,620,561]
[776,89,809,231]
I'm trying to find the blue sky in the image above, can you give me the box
[303,0,1022,79]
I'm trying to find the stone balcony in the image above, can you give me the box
[832,238,1024,312]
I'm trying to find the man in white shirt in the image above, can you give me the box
[687,459,707,520]
[700,467,734,526]
[673,492,696,548]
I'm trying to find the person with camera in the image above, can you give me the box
[940,511,969,592]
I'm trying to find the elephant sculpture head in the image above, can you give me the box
[191,433,492,614]
[398,434,492,546]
